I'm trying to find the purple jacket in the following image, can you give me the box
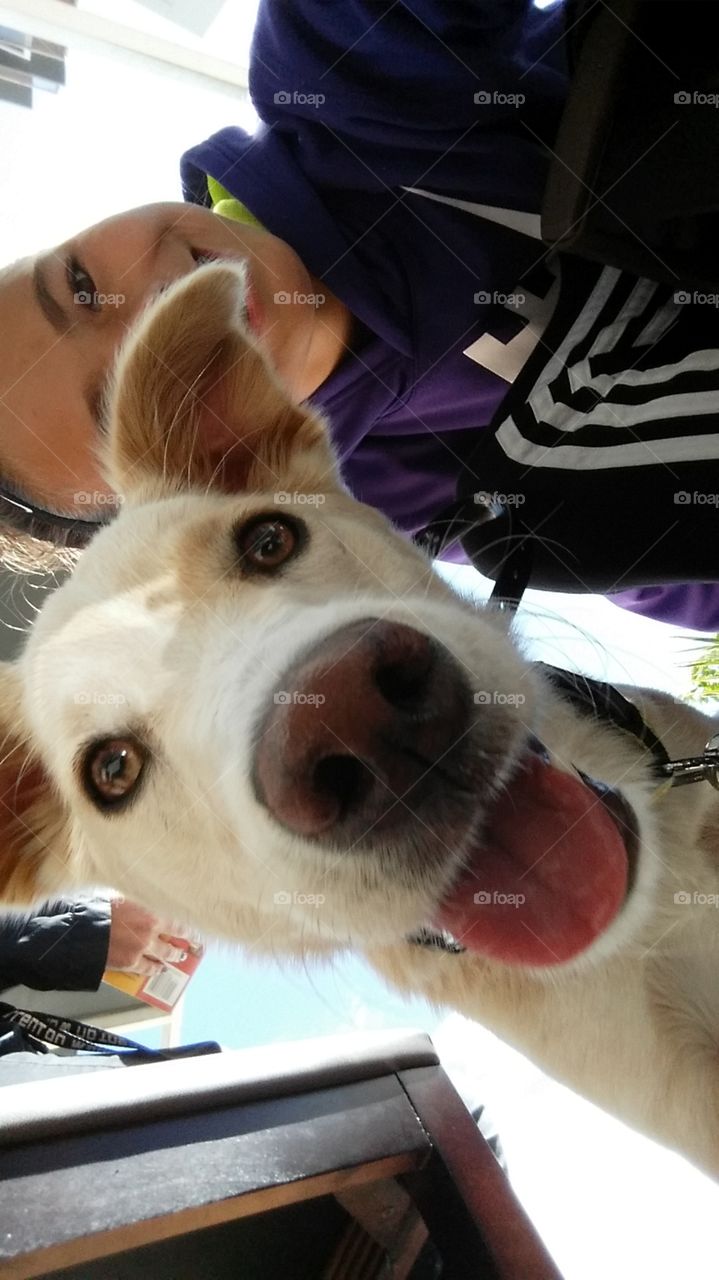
[181,0,714,631]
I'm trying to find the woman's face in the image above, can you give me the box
[0,202,340,522]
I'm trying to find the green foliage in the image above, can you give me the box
[688,634,719,704]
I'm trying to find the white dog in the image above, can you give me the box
[1,264,717,1178]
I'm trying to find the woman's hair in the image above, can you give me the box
[0,524,79,575]
[0,484,98,574]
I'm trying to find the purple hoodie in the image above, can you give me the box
[181,0,714,630]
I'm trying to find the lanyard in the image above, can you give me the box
[0,1001,220,1062]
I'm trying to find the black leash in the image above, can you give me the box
[413,495,533,613]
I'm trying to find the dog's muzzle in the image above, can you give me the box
[252,619,479,850]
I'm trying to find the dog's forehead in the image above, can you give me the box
[67,495,228,600]
[38,486,433,642]
[21,571,182,744]
[20,486,451,757]
[20,498,213,705]
[33,490,269,633]
[19,491,344,690]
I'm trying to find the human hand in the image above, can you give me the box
[106,897,187,975]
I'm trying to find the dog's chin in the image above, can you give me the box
[421,738,641,969]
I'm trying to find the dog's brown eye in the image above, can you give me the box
[84,738,146,809]
[235,515,303,574]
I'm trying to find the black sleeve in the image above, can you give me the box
[0,898,112,994]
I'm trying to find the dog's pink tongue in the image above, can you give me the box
[434,754,628,966]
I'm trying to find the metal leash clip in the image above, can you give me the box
[661,734,719,789]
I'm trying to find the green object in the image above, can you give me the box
[688,633,719,705]
[207,176,264,229]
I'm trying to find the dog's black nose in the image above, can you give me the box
[252,619,471,844]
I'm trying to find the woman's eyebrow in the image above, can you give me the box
[32,257,71,334]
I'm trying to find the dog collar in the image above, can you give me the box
[539,662,719,790]
[537,664,670,774]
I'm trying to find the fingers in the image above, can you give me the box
[151,940,188,964]
[131,954,166,978]
[112,944,186,977]
[107,898,192,971]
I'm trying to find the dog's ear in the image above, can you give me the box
[0,665,72,906]
[106,262,340,505]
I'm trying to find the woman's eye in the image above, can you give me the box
[234,515,304,574]
[66,256,99,311]
[83,737,147,810]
